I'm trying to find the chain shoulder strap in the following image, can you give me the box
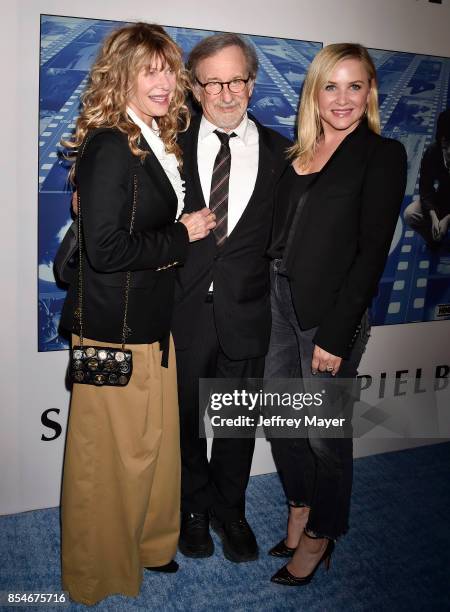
[120,173,137,349]
[75,135,91,348]
[76,132,137,350]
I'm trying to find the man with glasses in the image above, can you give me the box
[172,33,289,563]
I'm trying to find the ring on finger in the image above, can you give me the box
[326,365,334,372]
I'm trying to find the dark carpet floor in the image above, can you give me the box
[1,442,449,611]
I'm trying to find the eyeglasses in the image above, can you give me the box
[195,76,251,95]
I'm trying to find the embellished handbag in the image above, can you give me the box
[70,344,133,387]
[70,134,137,387]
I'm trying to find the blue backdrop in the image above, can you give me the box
[37,15,450,351]
[367,49,450,327]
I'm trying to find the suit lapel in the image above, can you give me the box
[182,114,283,249]
[138,136,178,217]
[181,115,207,211]
[282,119,372,275]
[223,118,279,245]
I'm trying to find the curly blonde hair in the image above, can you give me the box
[63,22,189,177]
[289,43,380,170]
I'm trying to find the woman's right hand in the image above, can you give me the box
[180,208,216,242]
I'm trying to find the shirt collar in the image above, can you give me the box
[199,113,251,145]
[126,106,163,154]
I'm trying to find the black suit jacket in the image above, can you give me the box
[60,128,189,344]
[171,114,290,360]
[282,120,407,358]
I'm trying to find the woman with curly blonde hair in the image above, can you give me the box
[59,22,215,605]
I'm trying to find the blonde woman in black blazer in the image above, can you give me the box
[59,23,214,605]
[265,43,407,586]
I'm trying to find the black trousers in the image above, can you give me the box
[265,260,370,540]
[176,300,265,522]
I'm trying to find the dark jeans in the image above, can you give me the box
[265,260,370,540]
[176,300,265,522]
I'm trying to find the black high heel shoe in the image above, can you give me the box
[145,560,179,573]
[270,536,334,586]
[268,539,296,558]
[268,502,308,558]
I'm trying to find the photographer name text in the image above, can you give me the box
[210,415,345,429]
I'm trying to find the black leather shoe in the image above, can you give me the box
[178,512,214,558]
[211,516,258,563]
[268,539,296,558]
[145,560,179,573]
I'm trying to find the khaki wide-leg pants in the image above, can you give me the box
[61,336,180,606]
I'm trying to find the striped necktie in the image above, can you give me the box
[209,130,236,246]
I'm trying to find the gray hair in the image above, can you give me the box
[187,32,258,85]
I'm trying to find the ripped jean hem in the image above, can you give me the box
[304,525,346,542]
[288,500,310,508]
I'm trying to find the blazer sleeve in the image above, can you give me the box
[313,138,407,358]
[78,130,189,273]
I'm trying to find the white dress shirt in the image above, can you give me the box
[127,106,185,219]
[197,114,259,234]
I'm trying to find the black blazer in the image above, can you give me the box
[60,128,189,344]
[171,114,290,360]
[281,120,407,358]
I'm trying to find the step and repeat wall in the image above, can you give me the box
[1,0,449,515]
[38,15,450,349]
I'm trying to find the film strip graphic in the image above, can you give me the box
[37,15,320,351]
[38,17,450,350]
[38,18,122,350]
[252,41,300,110]
[370,50,450,325]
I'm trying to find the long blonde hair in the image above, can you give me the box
[63,22,190,177]
[289,43,380,170]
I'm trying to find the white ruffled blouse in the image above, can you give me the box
[127,106,185,219]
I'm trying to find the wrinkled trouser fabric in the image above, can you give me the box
[265,262,370,540]
[61,336,180,605]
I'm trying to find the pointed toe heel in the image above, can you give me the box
[270,539,334,586]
